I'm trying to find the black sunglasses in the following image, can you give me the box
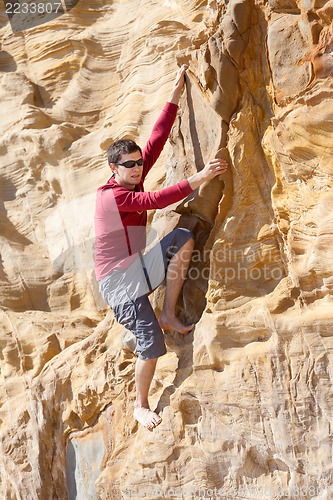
[114,158,144,169]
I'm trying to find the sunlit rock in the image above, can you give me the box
[0,0,333,498]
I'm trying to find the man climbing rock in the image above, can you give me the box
[94,64,228,429]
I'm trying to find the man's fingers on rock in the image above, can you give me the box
[208,160,220,167]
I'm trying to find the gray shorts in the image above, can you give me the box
[99,228,193,360]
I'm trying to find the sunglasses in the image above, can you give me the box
[113,158,144,169]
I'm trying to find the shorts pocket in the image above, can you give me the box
[113,300,137,332]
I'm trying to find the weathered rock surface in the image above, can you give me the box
[1,0,333,498]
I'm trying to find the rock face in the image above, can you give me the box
[1,0,333,498]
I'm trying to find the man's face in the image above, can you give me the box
[111,150,144,190]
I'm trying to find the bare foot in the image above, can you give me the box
[158,312,194,334]
[134,406,162,430]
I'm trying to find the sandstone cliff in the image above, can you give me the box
[0,0,333,498]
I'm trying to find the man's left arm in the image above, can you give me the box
[142,65,188,178]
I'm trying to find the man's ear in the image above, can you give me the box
[110,163,117,174]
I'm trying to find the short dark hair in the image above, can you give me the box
[107,139,142,165]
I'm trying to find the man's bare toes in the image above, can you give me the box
[134,407,162,429]
[159,314,195,334]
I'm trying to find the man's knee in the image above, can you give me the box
[174,228,195,252]
[185,234,195,248]
[178,233,195,257]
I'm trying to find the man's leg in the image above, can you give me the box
[134,357,162,429]
[99,267,167,430]
[124,296,166,429]
[159,236,195,333]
